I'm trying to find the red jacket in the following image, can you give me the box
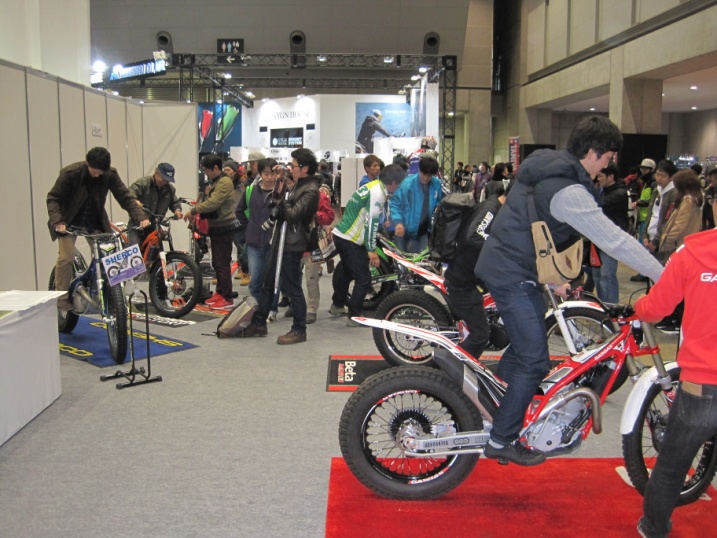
[634,228,717,385]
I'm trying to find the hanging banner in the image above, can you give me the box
[509,136,520,171]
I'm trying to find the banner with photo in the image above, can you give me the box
[355,102,411,154]
[198,102,242,153]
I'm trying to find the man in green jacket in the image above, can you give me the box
[128,162,183,245]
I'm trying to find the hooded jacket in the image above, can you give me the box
[47,161,144,241]
[635,228,717,385]
[475,149,599,288]
[389,172,443,238]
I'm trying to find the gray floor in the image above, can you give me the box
[0,263,690,537]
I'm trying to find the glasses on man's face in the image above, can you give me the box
[290,163,302,169]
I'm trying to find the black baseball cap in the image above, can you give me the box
[157,163,176,183]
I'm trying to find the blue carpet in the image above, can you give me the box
[59,316,198,368]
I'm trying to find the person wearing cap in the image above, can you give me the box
[246,151,266,185]
[47,147,150,311]
[128,163,183,245]
[702,163,717,230]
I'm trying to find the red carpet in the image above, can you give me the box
[326,457,715,537]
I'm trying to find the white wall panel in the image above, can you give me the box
[0,63,34,290]
[58,83,86,166]
[27,71,62,290]
[107,96,130,224]
[127,102,144,181]
[84,89,108,150]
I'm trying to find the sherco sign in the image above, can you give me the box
[270,127,304,148]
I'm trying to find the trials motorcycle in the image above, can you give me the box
[338,305,717,504]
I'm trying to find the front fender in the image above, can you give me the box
[619,362,679,435]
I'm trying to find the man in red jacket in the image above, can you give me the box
[634,227,717,538]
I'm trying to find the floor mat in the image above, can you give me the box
[326,355,390,391]
[59,316,198,368]
[326,457,715,538]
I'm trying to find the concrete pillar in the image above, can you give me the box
[609,48,663,134]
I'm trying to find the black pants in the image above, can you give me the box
[444,279,490,358]
[209,231,234,301]
[332,235,371,317]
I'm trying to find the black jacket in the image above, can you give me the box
[275,175,320,252]
[445,195,503,287]
[475,149,599,289]
[599,179,629,232]
[47,162,144,241]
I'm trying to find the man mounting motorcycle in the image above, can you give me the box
[474,115,664,466]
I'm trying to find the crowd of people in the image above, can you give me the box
[47,123,717,536]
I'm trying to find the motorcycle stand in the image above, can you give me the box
[100,290,163,389]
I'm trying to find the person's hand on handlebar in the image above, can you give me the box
[55,223,67,235]
[173,209,183,220]
[551,282,571,300]
[139,219,151,228]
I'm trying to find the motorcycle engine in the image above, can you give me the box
[525,385,589,454]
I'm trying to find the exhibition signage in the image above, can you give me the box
[509,136,520,170]
[217,39,244,64]
[271,127,304,148]
[101,244,145,286]
[107,58,166,82]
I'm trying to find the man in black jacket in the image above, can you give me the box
[592,163,628,303]
[47,147,149,311]
[239,148,320,345]
[444,189,507,357]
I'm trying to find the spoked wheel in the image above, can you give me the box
[333,258,395,311]
[148,252,203,318]
[339,367,483,500]
[545,307,626,393]
[622,367,717,505]
[104,283,128,364]
[48,267,79,333]
[373,290,454,367]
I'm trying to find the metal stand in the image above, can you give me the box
[100,290,163,389]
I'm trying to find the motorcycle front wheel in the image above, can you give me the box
[148,252,203,318]
[333,258,395,311]
[622,367,717,505]
[373,290,454,367]
[104,283,128,364]
[339,366,483,500]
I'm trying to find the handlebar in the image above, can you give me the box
[57,226,141,238]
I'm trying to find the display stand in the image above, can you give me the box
[100,290,162,389]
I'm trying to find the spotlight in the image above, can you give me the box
[317,55,327,62]
[418,66,428,74]
[383,56,395,64]
[91,60,106,73]
[224,73,232,79]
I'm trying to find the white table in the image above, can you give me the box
[0,290,64,446]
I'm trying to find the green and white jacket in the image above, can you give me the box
[332,179,387,251]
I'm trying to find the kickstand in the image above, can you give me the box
[100,290,163,389]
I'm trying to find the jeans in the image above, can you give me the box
[209,231,234,301]
[246,244,272,301]
[233,227,248,272]
[394,233,428,254]
[444,279,490,358]
[642,382,717,536]
[254,249,306,332]
[332,235,371,317]
[592,249,619,303]
[485,281,551,445]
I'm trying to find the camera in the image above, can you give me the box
[261,205,280,232]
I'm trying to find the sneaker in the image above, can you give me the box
[267,310,278,323]
[655,320,679,334]
[306,312,317,324]
[210,297,234,310]
[637,516,671,538]
[483,439,546,466]
[237,323,268,338]
[204,292,222,304]
[277,329,307,345]
[277,296,290,308]
[239,273,251,286]
[346,317,363,327]
[630,274,649,282]
[285,306,294,318]
[329,303,347,317]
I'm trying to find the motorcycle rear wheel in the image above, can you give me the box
[373,290,454,367]
[622,367,717,505]
[148,252,202,318]
[333,258,395,311]
[104,283,128,364]
[339,366,483,500]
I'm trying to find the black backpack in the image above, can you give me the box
[428,192,476,262]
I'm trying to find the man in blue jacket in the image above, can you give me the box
[389,155,443,253]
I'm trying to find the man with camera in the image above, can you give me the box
[239,148,320,345]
